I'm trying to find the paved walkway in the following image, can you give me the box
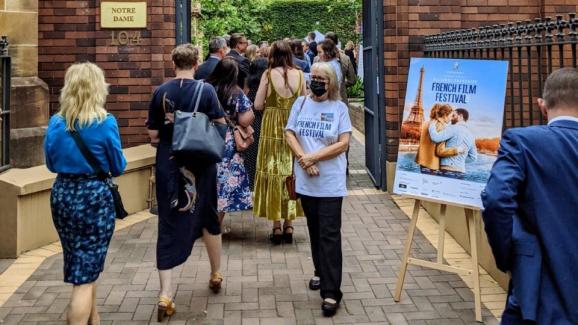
[0,136,501,324]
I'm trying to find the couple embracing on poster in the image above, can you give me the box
[415,103,477,179]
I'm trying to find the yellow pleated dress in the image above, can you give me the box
[253,71,304,221]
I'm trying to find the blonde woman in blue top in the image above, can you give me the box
[44,62,126,325]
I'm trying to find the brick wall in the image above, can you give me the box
[348,101,365,135]
[383,0,577,161]
[38,0,176,146]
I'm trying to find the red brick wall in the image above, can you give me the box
[39,0,176,146]
[383,0,577,161]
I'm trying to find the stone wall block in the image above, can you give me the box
[0,12,38,45]
[10,77,49,129]
[10,126,47,168]
[6,0,37,11]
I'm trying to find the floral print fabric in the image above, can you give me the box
[50,175,115,285]
[217,92,253,213]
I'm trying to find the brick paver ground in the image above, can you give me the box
[0,138,499,324]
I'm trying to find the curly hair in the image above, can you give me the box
[58,62,108,131]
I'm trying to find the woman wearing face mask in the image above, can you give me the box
[285,62,352,317]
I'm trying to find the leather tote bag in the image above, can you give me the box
[172,81,225,164]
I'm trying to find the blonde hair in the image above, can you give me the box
[58,62,108,131]
[245,44,258,62]
[345,41,355,51]
[311,62,341,101]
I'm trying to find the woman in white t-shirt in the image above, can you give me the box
[285,62,352,317]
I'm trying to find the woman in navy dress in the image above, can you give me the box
[147,44,226,321]
[207,58,254,217]
[44,62,127,325]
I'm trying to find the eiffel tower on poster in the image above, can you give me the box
[401,66,425,144]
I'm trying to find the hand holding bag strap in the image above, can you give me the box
[70,131,108,180]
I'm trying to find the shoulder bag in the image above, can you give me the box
[171,81,225,164]
[285,96,308,200]
[230,100,255,152]
[70,131,128,220]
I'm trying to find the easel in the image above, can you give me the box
[393,198,483,322]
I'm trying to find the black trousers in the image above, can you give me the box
[300,194,344,303]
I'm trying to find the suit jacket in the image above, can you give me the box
[226,50,250,88]
[194,56,220,80]
[293,56,311,73]
[481,119,578,324]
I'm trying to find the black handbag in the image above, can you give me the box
[171,81,225,164]
[70,131,129,220]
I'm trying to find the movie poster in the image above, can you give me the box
[393,58,508,208]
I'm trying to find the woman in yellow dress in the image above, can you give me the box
[254,40,307,245]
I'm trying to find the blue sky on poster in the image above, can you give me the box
[403,58,509,139]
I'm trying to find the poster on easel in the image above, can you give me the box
[393,58,508,208]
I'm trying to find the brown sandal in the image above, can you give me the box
[157,295,176,322]
[209,272,224,293]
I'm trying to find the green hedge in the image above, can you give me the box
[196,0,361,50]
[261,0,360,44]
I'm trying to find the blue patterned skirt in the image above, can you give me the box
[50,174,115,285]
[217,128,253,213]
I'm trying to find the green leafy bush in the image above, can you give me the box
[196,0,361,51]
[347,77,364,99]
[262,0,360,44]
[195,0,268,51]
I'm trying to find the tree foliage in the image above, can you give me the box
[197,0,268,44]
[262,0,361,44]
[196,0,362,49]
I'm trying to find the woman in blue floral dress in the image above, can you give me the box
[207,58,254,218]
[45,62,126,325]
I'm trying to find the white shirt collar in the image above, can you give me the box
[210,54,222,60]
[548,116,578,125]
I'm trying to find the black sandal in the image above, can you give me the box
[283,225,294,244]
[269,227,282,245]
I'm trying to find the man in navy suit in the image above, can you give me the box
[194,37,227,81]
[482,67,578,324]
[226,33,250,88]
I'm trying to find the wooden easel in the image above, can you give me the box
[393,199,483,323]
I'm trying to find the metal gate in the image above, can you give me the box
[362,0,386,189]
[175,0,192,45]
[0,36,11,173]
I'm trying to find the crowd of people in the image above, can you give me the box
[43,31,359,324]
[42,26,578,325]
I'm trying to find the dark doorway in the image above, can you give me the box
[362,0,386,189]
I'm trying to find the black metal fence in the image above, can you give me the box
[423,13,577,129]
[0,36,11,173]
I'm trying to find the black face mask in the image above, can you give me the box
[310,80,327,97]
